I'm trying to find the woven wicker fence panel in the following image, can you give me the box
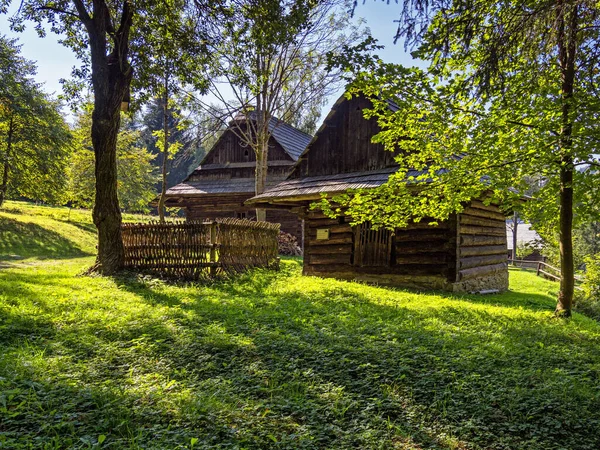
[217,218,280,275]
[121,219,279,280]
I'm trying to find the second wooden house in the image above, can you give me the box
[247,95,509,293]
[163,115,312,241]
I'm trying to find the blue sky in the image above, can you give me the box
[0,2,421,114]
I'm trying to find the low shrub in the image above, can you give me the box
[576,254,600,320]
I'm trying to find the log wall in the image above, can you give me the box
[455,201,509,291]
[301,203,508,292]
[184,197,303,243]
[302,211,457,289]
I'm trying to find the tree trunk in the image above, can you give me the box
[512,211,518,262]
[0,114,14,208]
[255,136,269,222]
[91,94,126,274]
[83,0,134,275]
[555,2,577,317]
[158,78,169,224]
[556,158,575,317]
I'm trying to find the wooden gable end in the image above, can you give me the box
[290,96,397,178]
[202,127,292,166]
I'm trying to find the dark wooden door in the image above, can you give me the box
[353,223,393,267]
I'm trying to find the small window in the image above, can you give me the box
[237,212,247,219]
[353,222,393,267]
[244,149,249,160]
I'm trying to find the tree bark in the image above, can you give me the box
[555,1,578,317]
[0,113,14,208]
[254,131,269,221]
[512,211,518,262]
[158,76,169,224]
[86,0,133,275]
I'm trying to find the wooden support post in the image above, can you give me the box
[536,261,541,277]
[210,221,217,276]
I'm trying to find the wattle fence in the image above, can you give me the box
[121,218,280,280]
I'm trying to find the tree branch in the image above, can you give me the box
[38,5,80,19]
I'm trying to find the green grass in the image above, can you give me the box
[1,258,599,449]
[0,201,152,261]
[1,202,600,449]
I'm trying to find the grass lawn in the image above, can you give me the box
[1,202,600,449]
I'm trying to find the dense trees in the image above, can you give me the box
[0,36,71,207]
[335,0,600,316]
[3,0,221,273]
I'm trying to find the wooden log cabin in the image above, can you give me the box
[162,114,312,241]
[247,95,509,292]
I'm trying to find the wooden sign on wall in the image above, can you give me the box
[316,228,330,240]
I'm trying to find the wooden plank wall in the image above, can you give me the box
[290,96,397,179]
[203,128,291,165]
[456,201,508,282]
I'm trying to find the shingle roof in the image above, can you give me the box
[264,115,313,161]
[165,176,287,197]
[247,167,424,203]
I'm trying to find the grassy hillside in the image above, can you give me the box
[1,202,599,449]
[0,200,152,260]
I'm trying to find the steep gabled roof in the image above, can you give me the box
[196,113,312,168]
[265,116,313,161]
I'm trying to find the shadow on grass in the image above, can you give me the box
[0,216,92,259]
[1,260,599,449]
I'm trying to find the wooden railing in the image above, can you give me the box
[121,218,280,280]
[508,259,583,286]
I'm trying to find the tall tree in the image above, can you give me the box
[0,36,71,207]
[2,0,221,273]
[332,0,600,316]
[202,0,360,221]
[68,105,157,213]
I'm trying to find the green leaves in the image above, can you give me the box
[0,36,72,206]
[68,106,158,213]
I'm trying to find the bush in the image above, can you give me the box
[278,231,302,256]
[576,254,600,320]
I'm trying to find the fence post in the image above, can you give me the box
[536,262,541,277]
[210,221,217,276]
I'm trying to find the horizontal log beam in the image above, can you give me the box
[394,231,449,242]
[395,245,452,255]
[469,200,505,214]
[460,225,506,237]
[395,254,449,265]
[460,215,506,229]
[306,244,353,255]
[307,218,342,227]
[308,223,351,235]
[459,245,507,257]
[308,234,353,246]
[459,262,507,281]
[308,254,352,265]
[460,235,507,247]
[306,263,448,276]
[461,207,506,222]
[459,254,507,270]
